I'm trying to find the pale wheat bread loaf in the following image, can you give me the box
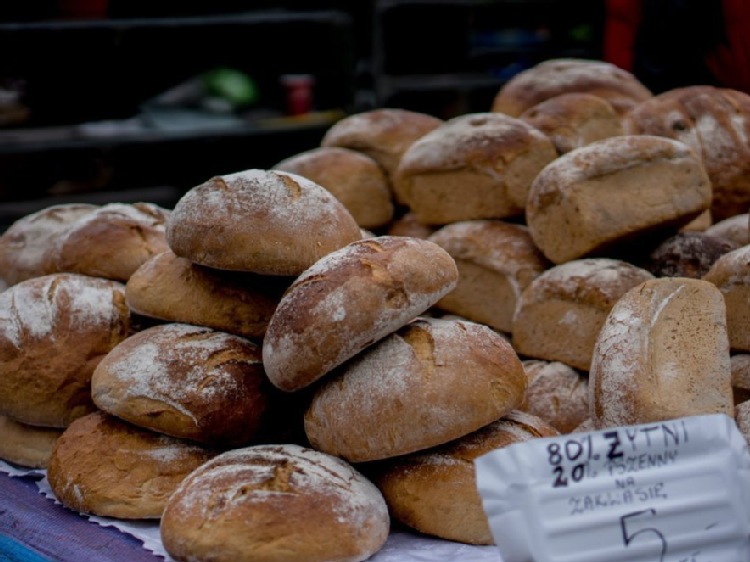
[0,415,62,468]
[526,135,712,265]
[262,236,458,392]
[160,444,390,562]
[590,277,733,429]
[47,411,217,519]
[705,213,749,247]
[703,244,750,352]
[304,317,527,462]
[521,360,589,433]
[0,273,130,427]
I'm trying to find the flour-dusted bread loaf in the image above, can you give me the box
[262,236,458,392]
[491,58,652,116]
[386,212,435,239]
[0,415,62,468]
[304,317,527,462]
[526,135,712,264]
[520,92,624,154]
[512,258,654,371]
[44,202,170,282]
[166,169,362,277]
[126,250,284,340]
[703,244,750,352]
[521,360,589,433]
[47,411,217,519]
[393,113,557,224]
[320,107,443,185]
[91,323,276,447]
[641,231,738,278]
[736,400,750,447]
[428,220,549,333]
[161,444,390,562]
[624,85,750,221]
[368,410,557,545]
[0,273,130,427]
[731,354,750,405]
[705,213,749,247]
[0,203,97,286]
[590,277,733,429]
[273,146,394,230]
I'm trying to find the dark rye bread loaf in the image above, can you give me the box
[262,236,458,392]
[166,169,362,277]
[0,273,131,428]
[160,444,390,562]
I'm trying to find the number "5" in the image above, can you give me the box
[620,509,667,562]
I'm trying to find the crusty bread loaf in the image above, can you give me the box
[491,58,652,116]
[519,92,624,154]
[641,231,737,278]
[428,220,549,333]
[126,250,284,340]
[624,85,750,221]
[393,113,557,224]
[736,399,750,446]
[731,354,750,405]
[0,273,130,427]
[368,410,557,545]
[705,213,749,247]
[262,236,458,392]
[385,212,435,239]
[166,169,362,276]
[521,360,589,433]
[0,203,97,286]
[512,258,654,371]
[47,411,217,519]
[526,135,712,264]
[703,244,750,352]
[304,317,527,462]
[92,323,276,447]
[320,108,443,184]
[0,415,62,468]
[273,146,394,230]
[161,444,390,562]
[590,277,733,428]
[44,202,170,282]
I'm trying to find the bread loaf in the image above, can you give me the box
[0,273,130,427]
[705,213,749,247]
[304,317,527,462]
[703,244,750,352]
[640,231,737,278]
[160,444,390,562]
[166,169,362,276]
[526,135,712,264]
[731,354,750,405]
[47,411,217,519]
[521,360,589,433]
[92,323,275,447]
[590,277,733,428]
[0,415,62,468]
[262,236,458,392]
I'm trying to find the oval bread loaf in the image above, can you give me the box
[0,415,63,468]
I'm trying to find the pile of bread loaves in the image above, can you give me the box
[1,57,750,562]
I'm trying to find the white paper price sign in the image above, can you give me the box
[475,414,750,562]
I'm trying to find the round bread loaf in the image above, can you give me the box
[491,58,652,116]
[273,146,394,230]
[166,169,362,276]
[703,244,750,352]
[519,92,624,154]
[304,317,527,462]
[526,135,712,264]
[393,112,557,224]
[624,85,750,221]
[0,203,97,286]
[428,220,549,333]
[640,231,737,278]
[160,444,390,562]
[736,399,750,447]
[92,323,275,447]
[44,202,170,282]
[0,415,62,468]
[262,236,458,392]
[0,273,130,427]
[521,360,589,433]
[47,411,217,519]
[320,107,443,184]
[731,354,750,405]
[385,212,435,239]
[590,277,733,429]
[368,410,557,545]
[511,259,655,371]
[705,213,749,247]
[126,250,284,339]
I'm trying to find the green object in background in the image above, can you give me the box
[202,67,259,107]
